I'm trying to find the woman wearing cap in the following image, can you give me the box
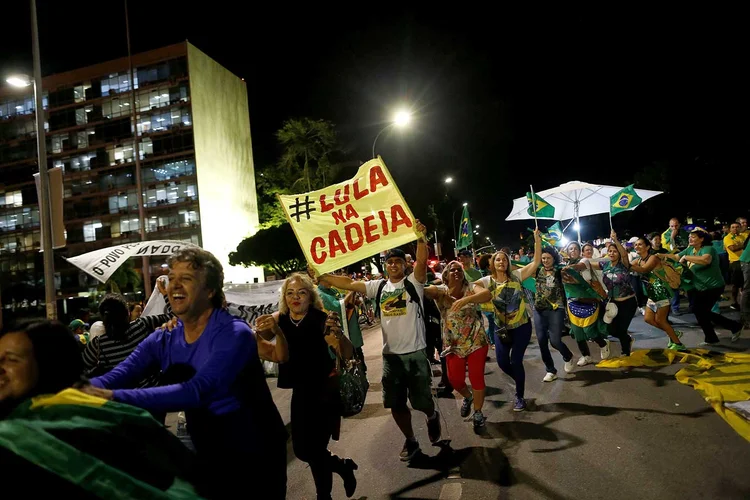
[662,228,743,344]
[425,261,491,431]
[473,229,542,412]
[629,237,687,351]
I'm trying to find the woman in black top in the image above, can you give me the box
[256,272,357,500]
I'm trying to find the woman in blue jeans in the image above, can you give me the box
[474,229,541,411]
[533,247,575,382]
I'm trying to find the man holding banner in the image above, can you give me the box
[319,220,442,463]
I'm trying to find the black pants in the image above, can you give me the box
[188,409,287,499]
[689,287,742,343]
[608,297,637,356]
[291,380,345,500]
[577,337,608,356]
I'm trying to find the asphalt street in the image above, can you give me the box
[277,303,750,500]
[165,301,750,499]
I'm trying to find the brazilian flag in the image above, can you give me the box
[0,389,202,498]
[561,267,608,342]
[526,192,555,218]
[610,184,643,216]
[456,205,474,250]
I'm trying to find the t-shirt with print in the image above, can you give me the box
[724,233,748,263]
[534,267,564,311]
[365,273,426,355]
[478,271,529,330]
[678,246,724,291]
[434,285,487,358]
[599,260,635,299]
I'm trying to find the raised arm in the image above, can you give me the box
[413,219,428,284]
[518,229,542,281]
[318,274,366,294]
[610,231,630,266]
[137,276,173,332]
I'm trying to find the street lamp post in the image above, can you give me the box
[6,0,56,319]
[372,109,411,158]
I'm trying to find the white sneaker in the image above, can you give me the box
[564,359,576,373]
[577,356,594,367]
[639,307,646,316]
[731,327,743,343]
[543,372,558,382]
[600,340,611,360]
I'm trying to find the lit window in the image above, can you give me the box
[83,221,102,242]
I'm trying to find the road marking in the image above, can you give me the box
[439,482,462,500]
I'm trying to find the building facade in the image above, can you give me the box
[0,42,262,316]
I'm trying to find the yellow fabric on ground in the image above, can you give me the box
[598,349,750,442]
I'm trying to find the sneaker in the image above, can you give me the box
[668,330,684,347]
[600,339,611,360]
[577,356,593,367]
[543,372,558,382]
[730,303,740,311]
[399,439,420,461]
[513,396,527,412]
[427,411,442,444]
[698,341,720,347]
[564,359,576,373]
[731,327,743,343]
[460,397,473,418]
[625,335,635,356]
[667,342,688,352]
[639,307,646,316]
[472,410,486,431]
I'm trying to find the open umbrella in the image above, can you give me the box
[506,181,663,241]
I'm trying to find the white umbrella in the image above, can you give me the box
[506,181,663,241]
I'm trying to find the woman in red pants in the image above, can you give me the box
[425,261,491,431]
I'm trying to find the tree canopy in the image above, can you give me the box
[228,223,306,278]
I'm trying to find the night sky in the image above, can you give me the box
[2,3,746,250]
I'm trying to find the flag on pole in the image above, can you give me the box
[610,184,643,216]
[456,206,474,250]
[526,192,555,218]
[545,221,563,246]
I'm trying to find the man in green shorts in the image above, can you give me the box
[319,220,441,462]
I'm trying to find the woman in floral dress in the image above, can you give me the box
[425,261,491,431]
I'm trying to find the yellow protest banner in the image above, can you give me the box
[278,157,418,275]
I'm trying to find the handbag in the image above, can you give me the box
[337,355,369,417]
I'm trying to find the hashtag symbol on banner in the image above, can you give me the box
[288,196,316,222]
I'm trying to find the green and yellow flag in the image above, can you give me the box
[610,184,643,216]
[526,192,555,218]
[456,206,474,250]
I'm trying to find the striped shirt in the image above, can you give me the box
[82,302,172,388]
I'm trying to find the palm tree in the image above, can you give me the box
[276,118,338,191]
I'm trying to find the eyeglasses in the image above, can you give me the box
[449,268,463,274]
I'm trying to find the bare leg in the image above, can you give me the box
[655,306,681,343]
[456,386,472,400]
[391,408,414,439]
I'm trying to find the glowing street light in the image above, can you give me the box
[372,108,412,158]
[444,177,453,184]
[6,75,31,87]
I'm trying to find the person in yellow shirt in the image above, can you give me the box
[724,222,747,310]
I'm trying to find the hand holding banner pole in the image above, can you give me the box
[530,184,538,229]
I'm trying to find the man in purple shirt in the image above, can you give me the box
[82,248,287,499]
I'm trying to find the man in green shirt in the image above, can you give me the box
[458,250,482,282]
